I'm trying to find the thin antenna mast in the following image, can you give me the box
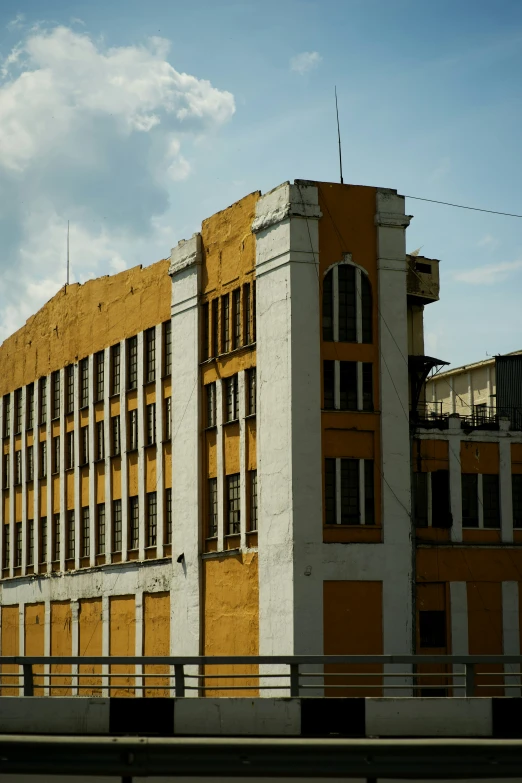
[66,220,70,286]
[335,86,344,184]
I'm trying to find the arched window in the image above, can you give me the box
[322,262,372,343]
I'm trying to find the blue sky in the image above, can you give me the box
[1,0,522,368]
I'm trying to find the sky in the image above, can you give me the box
[1,0,522,369]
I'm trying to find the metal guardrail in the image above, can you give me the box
[0,654,521,697]
[413,403,522,431]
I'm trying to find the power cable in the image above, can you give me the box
[404,195,522,219]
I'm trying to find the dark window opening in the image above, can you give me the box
[419,610,446,648]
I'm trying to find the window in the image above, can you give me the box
[165,488,172,544]
[129,496,139,550]
[25,446,34,484]
[211,299,219,358]
[513,475,522,528]
[322,263,372,344]
[113,500,122,552]
[247,368,256,416]
[145,328,156,383]
[413,472,428,527]
[225,375,239,422]
[81,507,90,558]
[66,431,74,470]
[128,410,138,450]
[249,470,258,532]
[483,474,500,528]
[206,383,216,428]
[66,366,74,414]
[419,610,446,648]
[40,440,47,479]
[3,394,10,437]
[40,517,47,563]
[414,471,451,528]
[27,520,34,566]
[164,397,172,440]
[146,492,157,547]
[146,403,156,446]
[67,510,75,560]
[202,303,209,361]
[97,503,105,555]
[27,383,35,429]
[80,358,89,408]
[3,453,9,489]
[80,426,89,466]
[461,474,479,528]
[39,378,47,425]
[208,478,218,538]
[233,288,241,349]
[362,363,373,412]
[51,372,60,419]
[339,362,357,411]
[163,320,172,376]
[15,522,22,567]
[52,436,60,475]
[325,458,375,525]
[226,473,240,535]
[475,402,487,424]
[221,294,230,353]
[3,524,9,569]
[127,336,138,390]
[95,351,104,402]
[14,450,22,485]
[112,416,121,456]
[95,421,105,461]
[323,361,373,411]
[243,283,251,345]
[15,389,22,433]
[53,513,60,561]
[111,344,121,395]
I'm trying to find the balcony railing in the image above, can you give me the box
[412,404,522,431]
[1,655,522,697]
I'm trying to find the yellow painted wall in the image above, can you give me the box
[323,580,383,696]
[128,453,138,496]
[1,605,19,695]
[460,441,499,473]
[112,458,122,499]
[203,553,259,696]
[224,422,240,475]
[78,598,102,696]
[109,595,135,697]
[50,601,72,696]
[25,603,45,694]
[0,259,171,395]
[413,439,449,472]
[143,592,170,697]
[163,444,171,488]
[467,582,503,695]
[145,448,157,493]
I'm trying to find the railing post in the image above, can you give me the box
[174,664,185,698]
[23,664,34,697]
[465,663,475,697]
[290,664,299,697]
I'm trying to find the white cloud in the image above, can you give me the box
[290,51,322,75]
[0,25,235,343]
[477,233,499,249]
[454,259,522,285]
[6,13,25,31]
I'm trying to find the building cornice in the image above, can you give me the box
[252,181,322,234]
[169,233,202,277]
[375,212,412,228]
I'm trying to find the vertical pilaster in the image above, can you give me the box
[239,370,247,550]
[59,368,66,572]
[104,348,112,562]
[21,385,27,575]
[33,380,40,570]
[156,323,164,558]
[500,436,513,543]
[74,364,81,569]
[8,391,15,577]
[45,376,52,573]
[137,331,146,560]
[88,354,96,567]
[216,380,224,551]
[120,342,129,561]
[449,423,463,543]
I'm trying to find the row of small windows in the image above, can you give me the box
[2,489,173,569]
[205,369,256,428]
[323,263,372,344]
[414,471,522,529]
[207,470,257,539]
[1,322,172,436]
[202,282,256,361]
[323,361,373,412]
[1,400,172,487]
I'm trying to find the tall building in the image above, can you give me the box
[1,179,521,696]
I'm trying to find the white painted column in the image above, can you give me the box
[239,370,247,550]
[103,347,112,562]
[137,331,146,560]
[375,190,413,693]
[450,581,468,696]
[216,380,225,551]
[448,424,463,542]
[502,582,520,697]
[20,385,27,575]
[74,365,81,569]
[450,377,456,414]
[156,323,164,558]
[253,181,323,696]
[120,344,129,560]
[33,380,40,571]
[45,377,52,574]
[88,354,96,567]
[169,234,202,669]
[500,436,513,543]
[467,371,474,409]
[8,392,15,577]
[59,368,66,572]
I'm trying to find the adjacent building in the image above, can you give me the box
[1,179,521,697]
